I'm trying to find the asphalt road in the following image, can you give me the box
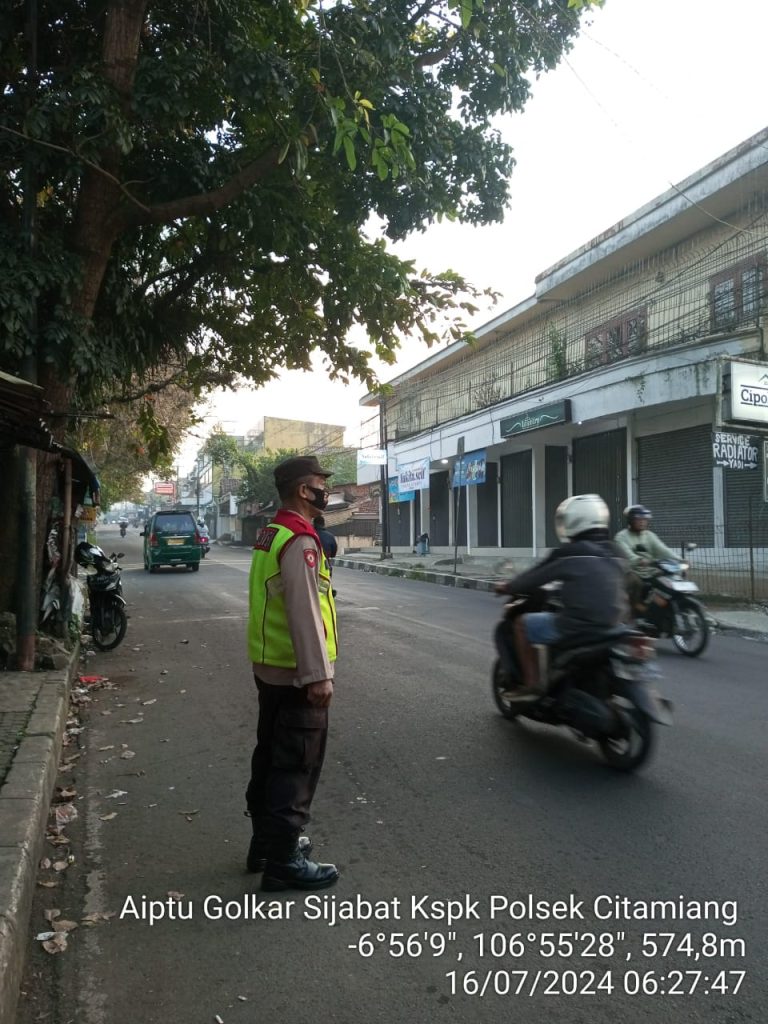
[18,527,767,1024]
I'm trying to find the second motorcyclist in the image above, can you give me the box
[613,504,680,610]
[494,494,629,698]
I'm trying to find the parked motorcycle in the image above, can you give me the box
[75,542,128,651]
[633,557,709,657]
[492,592,672,772]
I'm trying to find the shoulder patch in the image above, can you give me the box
[303,548,318,569]
[254,526,279,552]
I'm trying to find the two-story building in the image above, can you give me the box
[361,128,768,595]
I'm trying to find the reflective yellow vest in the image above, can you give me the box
[247,520,337,668]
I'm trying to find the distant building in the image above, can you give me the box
[361,127,768,595]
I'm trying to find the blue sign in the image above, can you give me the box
[452,451,487,487]
[389,478,415,503]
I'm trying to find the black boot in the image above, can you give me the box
[261,844,339,892]
[247,834,312,873]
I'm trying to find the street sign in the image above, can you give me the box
[711,431,759,470]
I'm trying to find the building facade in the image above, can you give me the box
[362,130,768,595]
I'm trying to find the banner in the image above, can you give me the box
[452,450,487,487]
[397,458,430,492]
[389,478,415,503]
[357,448,387,467]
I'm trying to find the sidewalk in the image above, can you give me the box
[0,652,77,1024]
[334,550,768,637]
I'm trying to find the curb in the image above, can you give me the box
[0,647,79,1024]
[334,556,498,592]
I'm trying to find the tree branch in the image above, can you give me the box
[125,146,282,228]
[0,124,152,214]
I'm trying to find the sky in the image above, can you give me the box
[177,0,768,472]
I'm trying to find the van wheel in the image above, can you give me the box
[191,563,200,572]
[149,565,158,574]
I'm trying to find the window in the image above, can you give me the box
[584,307,647,368]
[710,257,764,330]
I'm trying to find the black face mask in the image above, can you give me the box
[304,485,329,511]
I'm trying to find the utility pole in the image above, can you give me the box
[379,397,390,558]
[16,0,39,670]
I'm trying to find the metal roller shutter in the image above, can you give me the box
[637,424,713,546]
[501,450,532,547]
[572,428,627,534]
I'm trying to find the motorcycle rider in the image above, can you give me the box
[494,494,628,698]
[614,505,679,611]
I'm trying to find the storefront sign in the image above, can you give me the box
[729,360,768,426]
[712,431,759,470]
[500,400,571,438]
[358,448,387,467]
[397,457,430,492]
[388,477,415,503]
[154,481,175,495]
[452,451,487,487]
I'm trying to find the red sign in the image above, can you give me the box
[154,482,175,495]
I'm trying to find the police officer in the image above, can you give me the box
[245,455,339,891]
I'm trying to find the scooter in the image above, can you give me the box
[492,592,673,772]
[632,550,709,657]
[75,542,128,651]
[119,522,127,538]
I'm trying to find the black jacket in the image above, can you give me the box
[503,533,628,639]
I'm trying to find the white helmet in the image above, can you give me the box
[554,494,610,542]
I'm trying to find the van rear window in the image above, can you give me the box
[154,515,195,535]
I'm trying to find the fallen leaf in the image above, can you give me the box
[42,934,68,955]
[179,639,190,644]
[44,909,61,923]
[105,790,128,799]
[81,911,115,926]
[99,812,118,821]
[120,750,136,760]
[53,919,78,933]
[215,1015,224,1024]
[98,745,115,751]
[179,809,199,817]
[160,669,168,675]
[35,931,56,941]
[100,710,112,716]
[167,891,185,901]
[142,699,157,706]
[37,881,57,889]
[121,718,144,725]
[39,858,52,870]
[57,787,77,800]
[53,861,69,872]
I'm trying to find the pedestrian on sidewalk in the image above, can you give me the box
[245,455,340,891]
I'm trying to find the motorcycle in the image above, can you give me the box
[197,522,210,558]
[75,542,128,651]
[119,522,128,538]
[632,554,709,657]
[492,591,672,772]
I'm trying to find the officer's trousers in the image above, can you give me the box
[246,678,328,858]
